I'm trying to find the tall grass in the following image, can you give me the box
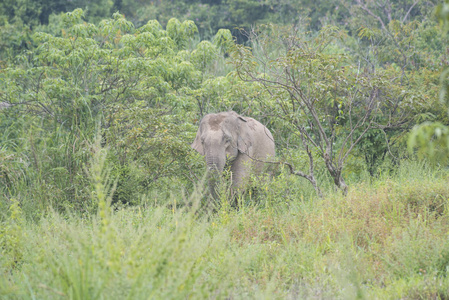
[1,160,449,299]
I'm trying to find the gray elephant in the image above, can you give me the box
[191,111,275,197]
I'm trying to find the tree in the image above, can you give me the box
[230,25,417,195]
[0,9,230,208]
[408,0,449,163]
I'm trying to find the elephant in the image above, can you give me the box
[191,111,275,198]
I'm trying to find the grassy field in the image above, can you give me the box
[1,161,449,299]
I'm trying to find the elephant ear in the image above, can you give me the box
[237,136,250,154]
[191,128,204,155]
[236,117,252,154]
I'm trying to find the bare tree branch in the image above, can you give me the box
[403,0,419,23]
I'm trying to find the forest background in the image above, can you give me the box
[1,0,449,298]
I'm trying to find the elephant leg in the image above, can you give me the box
[230,154,252,191]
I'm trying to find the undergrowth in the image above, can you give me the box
[1,159,449,299]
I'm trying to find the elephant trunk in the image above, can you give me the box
[206,155,225,173]
[205,147,226,198]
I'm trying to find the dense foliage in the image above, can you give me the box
[1,0,449,298]
[0,9,234,211]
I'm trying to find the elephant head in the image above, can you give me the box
[191,111,275,197]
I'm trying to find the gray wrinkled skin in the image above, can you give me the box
[192,111,275,198]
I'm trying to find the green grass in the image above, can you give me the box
[1,161,449,299]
